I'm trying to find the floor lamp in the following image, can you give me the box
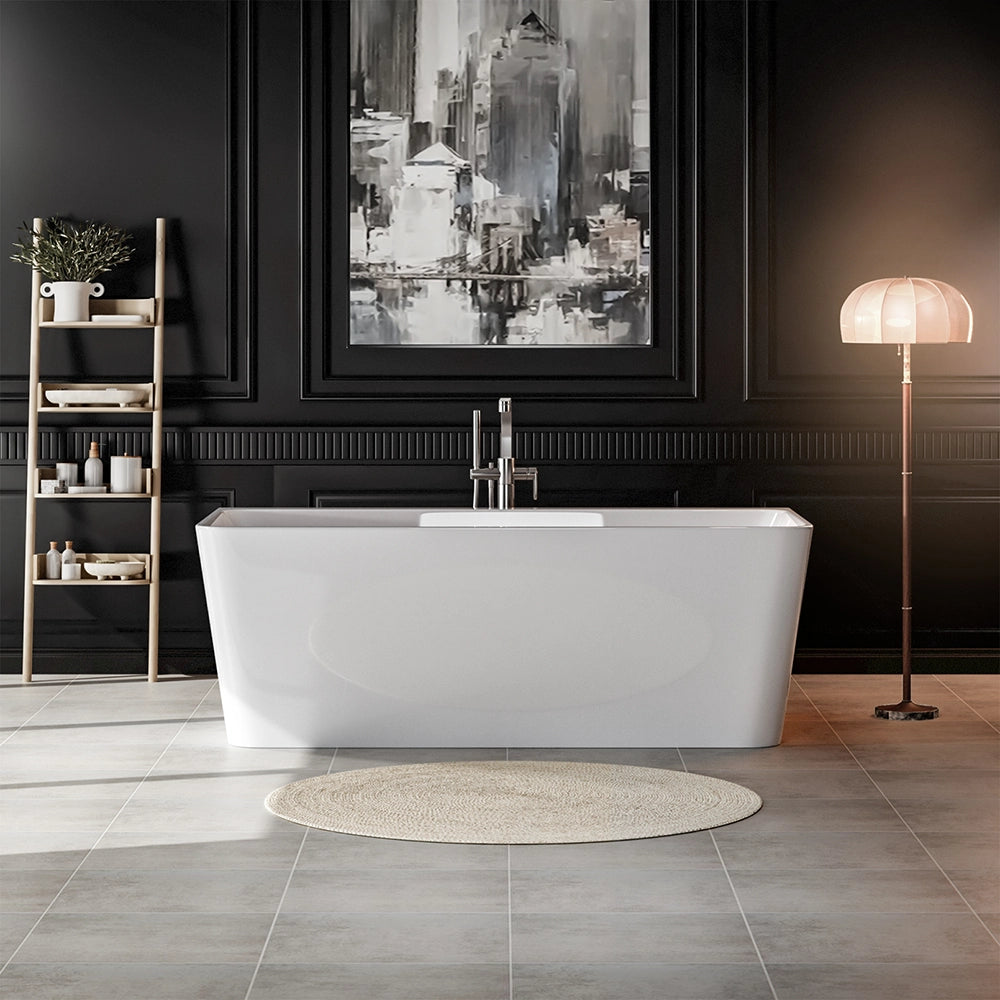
[840,277,973,720]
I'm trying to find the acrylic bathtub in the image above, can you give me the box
[196,507,812,748]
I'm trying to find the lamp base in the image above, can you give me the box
[874,701,939,721]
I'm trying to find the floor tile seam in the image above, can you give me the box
[0,769,323,798]
[765,958,1000,964]
[36,866,317,874]
[249,958,513,963]
[0,961,262,970]
[0,781,149,796]
[248,911,756,922]
[263,909,511,917]
[290,865,512,872]
[12,862,944,875]
[505,746,513,1000]
[682,833,781,1000]
[453,866,727,873]
[240,747,340,1000]
[793,680,1000,946]
[723,866,979,877]
[506,866,723,872]
[507,842,514,1000]
[0,676,80,747]
[789,678,865,750]
[260,910,511,918]
[934,675,1000,732]
[12,908,331,917]
[254,959,772,967]
[256,958,780,965]
[745,960,1000,968]
[735,907,994,916]
[508,960,778,968]
[677,742,778,1000]
[269,866,512,872]
[0,680,221,978]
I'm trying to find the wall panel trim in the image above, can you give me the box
[3,427,997,466]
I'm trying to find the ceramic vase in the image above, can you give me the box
[40,281,104,323]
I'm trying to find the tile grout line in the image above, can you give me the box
[677,747,780,1000]
[507,843,514,1000]
[793,677,1000,947]
[0,676,222,977]
[0,675,81,747]
[241,745,339,1000]
[506,746,514,1000]
[932,674,1000,734]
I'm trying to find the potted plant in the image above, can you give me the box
[10,217,133,322]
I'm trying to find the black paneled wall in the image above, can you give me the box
[1,1,997,673]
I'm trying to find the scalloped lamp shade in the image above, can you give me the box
[840,277,973,345]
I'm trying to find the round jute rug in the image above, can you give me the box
[264,761,762,844]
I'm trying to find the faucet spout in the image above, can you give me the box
[499,397,513,459]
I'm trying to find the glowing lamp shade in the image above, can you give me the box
[840,277,973,345]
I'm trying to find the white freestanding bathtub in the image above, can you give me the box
[196,507,812,748]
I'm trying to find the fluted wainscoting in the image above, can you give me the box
[1,423,997,673]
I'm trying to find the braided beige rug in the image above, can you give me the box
[264,761,761,844]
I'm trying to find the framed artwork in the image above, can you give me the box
[302,0,696,398]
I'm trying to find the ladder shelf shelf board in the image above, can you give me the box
[37,382,156,413]
[35,466,154,498]
[40,297,159,327]
[21,217,166,683]
[32,553,152,585]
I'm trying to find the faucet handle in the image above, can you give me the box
[470,462,500,509]
[515,466,539,502]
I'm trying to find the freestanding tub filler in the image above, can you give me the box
[196,507,812,748]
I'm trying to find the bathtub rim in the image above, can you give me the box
[196,506,813,531]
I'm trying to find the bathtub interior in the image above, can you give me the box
[198,506,811,530]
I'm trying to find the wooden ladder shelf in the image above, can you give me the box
[21,217,166,682]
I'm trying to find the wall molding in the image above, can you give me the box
[0,0,255,404]
[159,0,257,402]
[742,3,998,404]
[3,427,997,465]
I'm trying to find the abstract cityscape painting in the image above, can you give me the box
[349,0,651,346]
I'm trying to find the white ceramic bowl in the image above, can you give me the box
[84,561,145,580]
[45,388,147,408]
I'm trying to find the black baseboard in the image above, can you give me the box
[3,648,997,676]
[0,649,217,676]
[791,649,1000,674]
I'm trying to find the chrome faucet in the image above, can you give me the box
[470,397,538,510]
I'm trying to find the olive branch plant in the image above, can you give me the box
[10,217,133,282]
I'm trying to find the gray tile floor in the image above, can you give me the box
[1,672,997,1000]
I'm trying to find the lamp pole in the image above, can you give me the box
[875,343,938,720]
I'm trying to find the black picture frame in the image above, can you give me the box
[301,0,698,400]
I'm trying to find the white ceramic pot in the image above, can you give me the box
[110,455,143,494]
[40,281,104,322]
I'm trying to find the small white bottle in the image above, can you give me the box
[61,540,81,580]
[84,441,103,487]
[46,541,61,580]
